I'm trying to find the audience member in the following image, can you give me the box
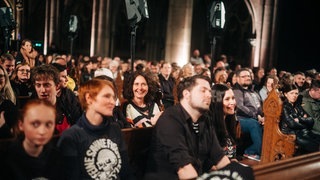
[233,68,263,160]
[15,39,38,68]
[0,65,18,138]
[190,49,204,65]
[31,64,74,134]
[301,79,320,135]
[0,53,15,77]
[280,83,320,154]
[58,79,134,179]
[123,71,162,128]
[158,62,175,109]
[149,60,160,75]
[252,67,265,91]
[259,75,279,101]
[10,62,33,108]
[145,75,230,179]
[0,99,64,179]
[209,84,238,160]
[294,71,308,92]
[51,63,82,126]
[94,75,131,129]
[213,67,228,85]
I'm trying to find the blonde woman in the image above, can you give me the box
[0,65,18,138]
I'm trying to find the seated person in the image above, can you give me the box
[57,79,134,179]
[209,84,238,161]
[301,79,320,135]
[0,65,18,139]
[10,62,33,109]
[280,83,320,154]
[0,99,64,179]
[123,71,162,128]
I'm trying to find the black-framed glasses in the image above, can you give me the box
[18,69,31,73]
[0,74,5,78]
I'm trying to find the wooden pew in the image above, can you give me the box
[121,127,153,178]
[260,88,296,163]
[253,151,320,179]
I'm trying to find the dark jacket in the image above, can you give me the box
[56,88,82,126]
[233,83,263,120]
[280,100,314,135]
[301,90,320,134]
[0,100,18,139]
[0,139,65,180]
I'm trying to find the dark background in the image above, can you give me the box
[277,0,319,73]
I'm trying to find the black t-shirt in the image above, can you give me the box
[145,104,225,179]
[0,139,65,180]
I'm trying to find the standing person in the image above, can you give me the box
[0,65,18,138]
[0,53,15,77]
[209,84,238,160]
[158,62,175,109]
[145,75,230,180]
[57,79,134,179]
[301,79,320,135]
[280,83,320,154]
[123,71,162,128]
[233,68,264,160]
[0,99,64,179]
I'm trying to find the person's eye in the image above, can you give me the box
[32,122,40,128]
[46,122,53,128]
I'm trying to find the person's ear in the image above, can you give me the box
[85,93,92,105]
[183,89,190,99]
[18,120,24,131]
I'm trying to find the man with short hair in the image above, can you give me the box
[302,79,320,135]
[158,62,175,109]
[233,68,264,160]
[145,75,230,179]
[31,64,79,134]
[0,53,15,77]
[294,71,308,92]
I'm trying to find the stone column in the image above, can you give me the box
[165,0,193,66]
[90,0,111,57]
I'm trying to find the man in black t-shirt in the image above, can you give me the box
[145,75,230,180]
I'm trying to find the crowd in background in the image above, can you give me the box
[0,40,319,179]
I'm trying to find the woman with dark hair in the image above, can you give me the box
[280,83,320,154]
[209,84,238,160]
[123,71,162,128]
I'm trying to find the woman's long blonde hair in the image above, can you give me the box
[0,65,16,105]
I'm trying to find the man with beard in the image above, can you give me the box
[145,75,230,180]
[233,68,264,160]
[302,79,320,135]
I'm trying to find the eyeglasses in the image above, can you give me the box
[18,69,31,73]
[0,74,5,78]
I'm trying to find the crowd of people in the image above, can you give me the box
[0,42,319,179]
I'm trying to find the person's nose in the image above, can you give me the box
[38,125,47,135]
[39,86,46,92]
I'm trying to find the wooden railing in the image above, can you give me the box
[260,88,296,163]
[253,151,320,179]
